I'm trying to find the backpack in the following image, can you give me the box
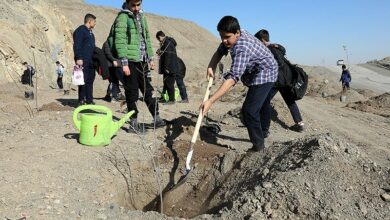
[286,62,308,100]
[107,12,132,57]
[267,44,292,87]
[269,44,308,100]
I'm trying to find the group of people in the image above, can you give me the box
[72,0,190,133]
[68,0,355,151]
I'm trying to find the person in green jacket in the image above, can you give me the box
[114,0,165,134]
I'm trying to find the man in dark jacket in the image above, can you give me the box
[156,30,179,104]
[255,29,305,134]
[176,57,189,102]
[102,41,124,102]
[73,13,96,105]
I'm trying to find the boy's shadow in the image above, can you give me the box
[270,105,290,130]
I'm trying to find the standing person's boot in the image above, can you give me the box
[153,115,166,127]
[128,118,146,134]
[290,121,305,132]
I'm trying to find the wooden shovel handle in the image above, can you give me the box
[191,77,214,144]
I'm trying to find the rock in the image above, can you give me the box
[357,202,368,215]
[262,182,272,189]
[262,168,269,176]
[380,193,390,202]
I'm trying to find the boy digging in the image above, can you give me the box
[201,16,278,152]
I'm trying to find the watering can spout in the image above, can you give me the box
[111,110,135,137]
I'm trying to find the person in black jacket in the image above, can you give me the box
[156,31,179,104]
[176,57,189,103]
[102,41,124,102]
[73,13,97,105]
[255,29,305,134]
[21,62,35,87]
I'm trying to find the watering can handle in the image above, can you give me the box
[72,105,112,130]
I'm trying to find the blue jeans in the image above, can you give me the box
[242,82,274,148]
[261,87,303,132]
[175,76,188,100]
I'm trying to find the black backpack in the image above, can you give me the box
[267,44,292,88]
[286,61,308,100]
[268,44,308,100]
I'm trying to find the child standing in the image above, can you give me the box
[340,64,351,91]
[55,61,64,89]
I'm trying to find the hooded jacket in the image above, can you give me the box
[158,36,179,74]
[113,9,153,62]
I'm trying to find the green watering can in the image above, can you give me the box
[159,88,180,102]
[73,105,135,146]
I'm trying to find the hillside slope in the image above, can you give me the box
[0,0,218,86]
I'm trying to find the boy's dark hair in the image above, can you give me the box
[342,64,346,69]
[217,16,240,33]
[84,13,96,24]
[126,0,142,3]
[254,29,269,42]
[156,31,165,39]
[22,62,28,65]
[56,61,60,64]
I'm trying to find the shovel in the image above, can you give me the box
[171,77,214,190]
[160,77,214,215]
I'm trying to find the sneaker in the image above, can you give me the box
[290,122,305,132]
[248,144,266,152]
[128,119,146,134]
[86,101,95,105]
[111,97,119,102]
[178,99,189,103]
[153,115,166,127]
[103,95,112,102]
[77,100,85,107]
[117,93,126,100]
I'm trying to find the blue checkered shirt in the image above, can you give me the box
[219,30,278,86]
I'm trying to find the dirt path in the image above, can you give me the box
[325,64,390,93]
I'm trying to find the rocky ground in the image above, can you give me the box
[0,62,389,219]
[1,1,389,219]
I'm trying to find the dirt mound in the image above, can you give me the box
[306,76,340,98]
[346,93,390,117]
[326,89,368,103]
[39,101,74,111]
[197,133,389,219]
[367,57,390,70]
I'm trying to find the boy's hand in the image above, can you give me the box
[76,60,83,66]
[207,67,214,80]
[200,99,212,115]
[149,61,155,70]
[123,66,131,76]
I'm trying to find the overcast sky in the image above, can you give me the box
[85,0,390,66]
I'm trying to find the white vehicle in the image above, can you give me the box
[337,60,345,66]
